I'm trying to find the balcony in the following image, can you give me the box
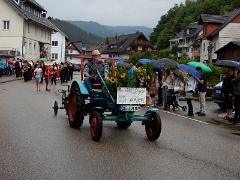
[133,40,150,46]
[0,47,20,57]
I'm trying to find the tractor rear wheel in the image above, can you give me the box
[68,83,85,128]
[90,111,103,141]
[145,112,161,141]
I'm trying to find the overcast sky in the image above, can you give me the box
[37,0,185,28]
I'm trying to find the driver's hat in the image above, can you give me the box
[92,50,101,56]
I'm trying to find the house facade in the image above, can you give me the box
[198,9,240,62]
[169,23,202,60]
[90,32,155,60]
[65,41,83,64]
[0,0,56,62]
[48,19,68,63]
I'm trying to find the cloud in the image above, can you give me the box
[37,0,185,28]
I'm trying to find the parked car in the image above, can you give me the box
[73,64,80,71]
[211,81,226,109]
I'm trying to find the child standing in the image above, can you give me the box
[148,73,159,107]
[34,63,42,91]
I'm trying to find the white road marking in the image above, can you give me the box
[160,110,209,125]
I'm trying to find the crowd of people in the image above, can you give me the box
[0,58,75,91]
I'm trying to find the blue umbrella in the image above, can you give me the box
[139,58,155,64]
[178,64,201,78]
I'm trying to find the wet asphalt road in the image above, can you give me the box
[0,75,240,180]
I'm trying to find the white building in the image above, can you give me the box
[48,19,68,63]
[0,0,56,62]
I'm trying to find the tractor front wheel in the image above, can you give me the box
[145,112,162,141]
[89,111,103,141]
[68,83,84,128]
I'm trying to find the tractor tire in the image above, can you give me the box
[117,121,132,129]
[145,112,162,141]
[89,111,103,141]
[68,83,85,128]
[53,101,58,115]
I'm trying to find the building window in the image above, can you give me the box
[28,23,30,33]
[3,21,10,30]
[29,42,32,54]
[203,43,205,52]
[33,43,36,54]
[70,50,73,53]
[52,41,58,46]
[51,53,58,59]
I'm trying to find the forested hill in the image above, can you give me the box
[51,19,104,47]
[68,20,153,39]
[150,0,240,50]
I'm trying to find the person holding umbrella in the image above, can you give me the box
[195,67,207,116]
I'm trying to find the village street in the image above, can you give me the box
[0,74,240,180]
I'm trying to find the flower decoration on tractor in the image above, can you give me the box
[104,63,155,97]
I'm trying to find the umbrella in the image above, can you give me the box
[153,58,178,69]
[117,62,130,69]
[178,64,201,78]
[171,69,184,82]
[213,60,240,69]
[187,61,212,72]
[139,59,155,64]
[39,57,47,61]
[44,61,55,66]
[8,58,14,64]
[0,61,4,69]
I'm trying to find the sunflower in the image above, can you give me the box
[142,69,147,72]
[110,77,116,83]
[120,73,126,78]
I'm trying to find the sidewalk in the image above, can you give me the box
[1,75,239,131]
[0,75,23,83]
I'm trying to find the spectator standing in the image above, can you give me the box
[44,64,53,91]
[232,70,240,124]
[222,67,235,120]
[15,58,21,78]
[34,63,42,91]
[162,69,172,109]
[148,73,159,107]
[51,65,57,85]
[40,62,45,84]
[195,67,207,116]
[172,72,184,106]
[184,74,196,118]
[68,63,74,81]
[156,69,163,106]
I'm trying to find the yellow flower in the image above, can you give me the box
[120,73,126,78]
[110,77,116,83]
[142,69,146,72]
[147,75,150,80]
[113,71,117,77]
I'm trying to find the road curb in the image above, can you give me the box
[0,77,24,84]
[210,117,240,131]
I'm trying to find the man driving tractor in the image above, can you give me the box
[84,50,109,97]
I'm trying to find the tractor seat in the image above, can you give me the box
[92,83,102,89]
